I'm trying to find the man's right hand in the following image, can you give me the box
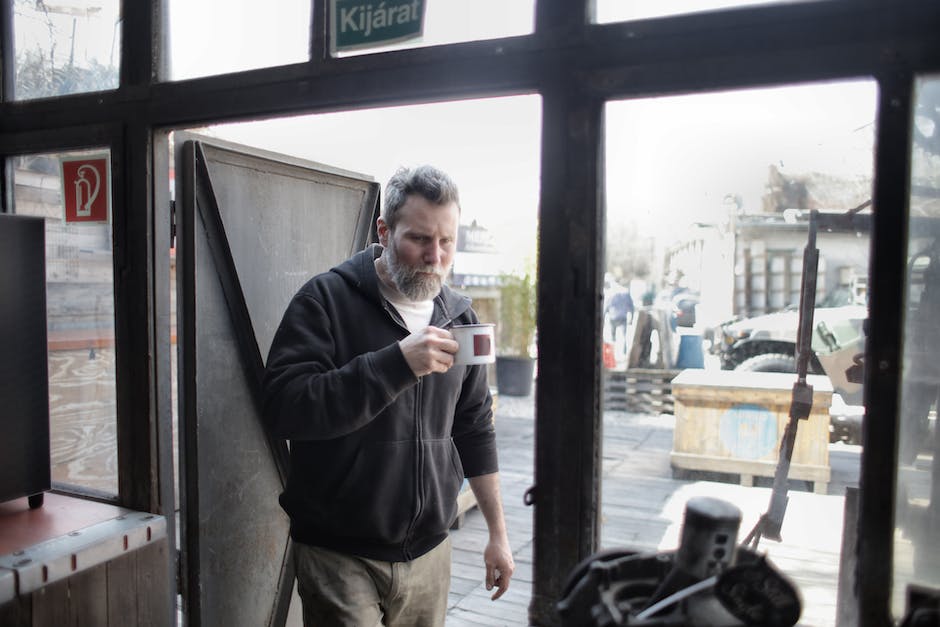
[399,326,458,377]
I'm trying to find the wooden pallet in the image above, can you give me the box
[603,368,680,414]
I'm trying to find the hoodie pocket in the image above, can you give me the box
[330,439,417,543]
[410,438,465,539]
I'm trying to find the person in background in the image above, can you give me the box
[605,286,635,353]
[263,165,514,627]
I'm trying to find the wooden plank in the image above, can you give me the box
[119,0,161,85]
[530,84,604,626]
[69,564,108,626]
[670,452,830,484]
[0,3,936,133]
[448,607,522,626]
[603,369,679,414]
[836,487,859,627]
[449,563,486,590]
[858,74,914,627]
[115,120,162,514]
[671,369,833,395]
[0,594,31,627]
[31,579,69,627]
[451,586,530,624]
[0,0,12,101]
[135,540,172,627]
[107,550,138,624]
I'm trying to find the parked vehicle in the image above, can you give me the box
[715,304,866,375]
[713,292,868,444]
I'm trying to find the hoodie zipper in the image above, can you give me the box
[381,299,409,333]
[378,298,421,559]
[402,378,424,561]
[385,298,459,559]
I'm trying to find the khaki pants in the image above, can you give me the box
[293,537,452,627]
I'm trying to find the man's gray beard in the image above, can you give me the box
[385,242,447,301]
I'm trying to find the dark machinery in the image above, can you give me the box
[556,496,802,626]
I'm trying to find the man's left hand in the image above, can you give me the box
[483,537,515,600]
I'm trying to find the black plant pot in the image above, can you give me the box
[496,356,535,397]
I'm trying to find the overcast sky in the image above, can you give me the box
[606,80,878,241]
[200,79,877,273]
[202,96,544,274]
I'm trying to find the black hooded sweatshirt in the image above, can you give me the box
[263,244,498,562]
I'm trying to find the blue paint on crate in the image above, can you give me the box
[718,403,778,460]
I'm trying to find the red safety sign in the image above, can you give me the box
[61,155,111,223]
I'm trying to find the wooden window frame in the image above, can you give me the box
[1,1,937,624]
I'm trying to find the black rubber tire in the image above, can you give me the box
[734,352,797,373]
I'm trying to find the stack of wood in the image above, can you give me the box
[603,367,680,414]
[603,308,681,414]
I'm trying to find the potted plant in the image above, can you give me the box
[496,270,537,396]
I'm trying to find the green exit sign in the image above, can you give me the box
[332,0,426,52]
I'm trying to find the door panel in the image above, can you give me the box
[198,142,377,359]
[176,134,379,627]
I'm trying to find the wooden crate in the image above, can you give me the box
[670,370,832,494]
[604,368,680,414]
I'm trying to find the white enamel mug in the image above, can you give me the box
[451,323,496,366]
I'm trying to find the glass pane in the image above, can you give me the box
[171,97,541,618]
[168,0,311,80]
[13,0,121,100]
[602,80,875,627]
[595,0,823,23]
[197,96,541,274]
[13,150,118,496]
[894,73,940,619]
[332,0,534,57]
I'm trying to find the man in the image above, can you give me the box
[263,165,514,626]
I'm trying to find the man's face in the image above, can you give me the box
[378,194,459,301]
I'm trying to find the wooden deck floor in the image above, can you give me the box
[446,390,862,627]
[42,346,865,625]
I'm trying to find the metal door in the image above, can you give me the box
[175,133,379,626]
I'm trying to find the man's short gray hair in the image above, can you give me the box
[383,165,460,230]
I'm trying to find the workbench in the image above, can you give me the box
[0,494,170,626]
